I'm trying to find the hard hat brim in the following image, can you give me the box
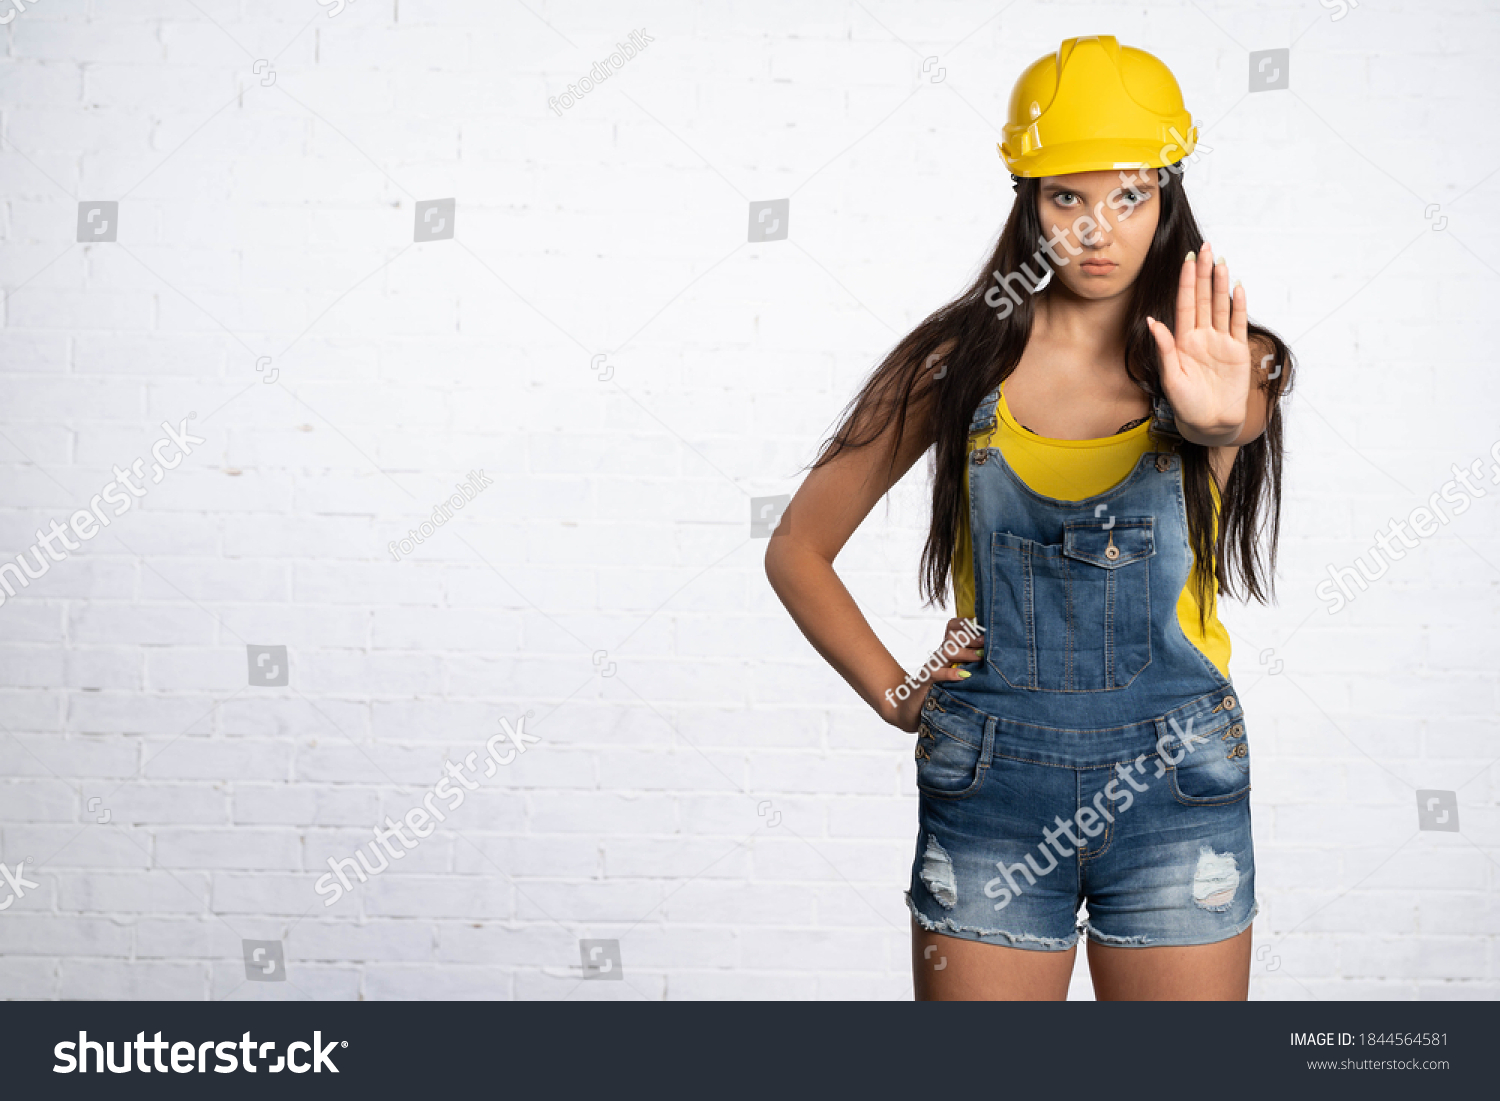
[1000,136,1194,179]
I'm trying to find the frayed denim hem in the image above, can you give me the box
[906,891,1080,952]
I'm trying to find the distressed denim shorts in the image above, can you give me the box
[906,684,1259,951]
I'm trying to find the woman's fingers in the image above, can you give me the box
[929,665,971,683]
[938,618,983,665]
[1176,247,1197,334]
[930,644,980,667]
[1145,314,1177,374]
[1211,254,1231,333]
[1231,278,1249,347]
[1195,241,1214,332]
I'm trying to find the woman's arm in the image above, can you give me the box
[764,387,976,733]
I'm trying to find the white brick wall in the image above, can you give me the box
[1,0,1496,1000]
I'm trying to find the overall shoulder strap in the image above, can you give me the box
[1149,393,1182,443]
[969,385,1001,438]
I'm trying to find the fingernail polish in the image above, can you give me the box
[1215,255,1226,265]
[1185,250,1196,262]
[975,649,984,657]
[957,670,972,679]
[1233,279,1242,290]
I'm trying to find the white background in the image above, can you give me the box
[0,0,1496,1000]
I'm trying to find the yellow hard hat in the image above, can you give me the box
[998,35,1197,177]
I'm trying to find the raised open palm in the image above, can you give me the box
[1145,241,1251,434]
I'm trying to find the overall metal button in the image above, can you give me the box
[1155,454,1172,473]
[1228,743,1248,759]
[923,698,936,712]
[972,450,988,465]
[1221,695,1236,711]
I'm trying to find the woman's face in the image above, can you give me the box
[1035,168,1161,300]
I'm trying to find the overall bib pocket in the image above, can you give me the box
[986,518,1155,692]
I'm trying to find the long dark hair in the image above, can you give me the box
[811,164,1295,628]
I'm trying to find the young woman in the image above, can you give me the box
[764,35,1294,1001]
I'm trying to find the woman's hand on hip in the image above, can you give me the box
[888,618,984,732]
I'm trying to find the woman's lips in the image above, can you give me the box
[1080,259,1117,272]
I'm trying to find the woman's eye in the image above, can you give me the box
[1055,194,1079,207]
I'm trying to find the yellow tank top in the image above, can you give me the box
[952,381,1231,679]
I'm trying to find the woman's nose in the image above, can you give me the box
[1082,202,1114,246]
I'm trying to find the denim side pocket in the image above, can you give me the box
[1163,707,1251,806]
[914,701,993,801]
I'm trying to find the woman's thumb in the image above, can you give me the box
[1146,315,1174,352]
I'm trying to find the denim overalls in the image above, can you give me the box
[907,389,1258,951]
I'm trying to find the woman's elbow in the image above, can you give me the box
[764,532,817,599]
[763,533,791,591]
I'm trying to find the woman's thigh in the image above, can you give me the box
[911,922,1077,1001]
[912,922,1252,1000]
[1087,926,1252,1000]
